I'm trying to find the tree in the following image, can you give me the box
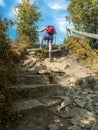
[15,0,41,43]
[66,0,98,34]
[0,14,10,58]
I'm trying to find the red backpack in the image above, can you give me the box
[45,25,55,34]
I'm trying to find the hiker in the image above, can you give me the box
[37,25,57,59]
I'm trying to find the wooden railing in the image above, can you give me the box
[66,28,98,40]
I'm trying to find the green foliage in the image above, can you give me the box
[91,0,98,3]
[66,0,98,34]
[0,14,18,88]
[0,60,18,89]
[0,15,10,58]
[63,36,98,70]
[15,0,41,44]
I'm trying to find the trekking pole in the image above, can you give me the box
[54,34,56,45]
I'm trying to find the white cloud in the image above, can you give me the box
[31,0,34,4]
[7,0,35,19]
[44,0,70,10]
[16,0,34,4]
[11,0,34,6]
[55,17,66,33]
[55,17,74,33]
[0,0,5,6]
[16,0,22,3]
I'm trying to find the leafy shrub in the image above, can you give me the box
[63,36,98,70]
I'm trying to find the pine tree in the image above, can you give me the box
[15,0,41,43]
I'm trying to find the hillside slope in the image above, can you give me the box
[2,43,98,130]
[63,36,98,70]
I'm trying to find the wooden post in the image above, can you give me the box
[66,27,71,38]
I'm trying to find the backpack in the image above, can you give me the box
[45,25,55,34]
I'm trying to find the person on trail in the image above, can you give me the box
[37,25,57,59]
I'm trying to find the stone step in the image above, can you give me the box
[27,48,40,52]
[21,59,33,66]
[6,84,65,100]
[28,51,36,55]
[7,99,58,130]
[20,58,36,67]
[12,99,45,112]
[43,48,62,53]
[12,97,62,112]
[17,73,68,85]
[17,66,38,74]
[39,97,62,107]
[27,47,60,53]
[17,74,50,84]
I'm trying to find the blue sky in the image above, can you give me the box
[0,0,73,44]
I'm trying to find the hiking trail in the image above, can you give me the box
[4,47,98,130]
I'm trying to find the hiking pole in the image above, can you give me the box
[54,34,56,45]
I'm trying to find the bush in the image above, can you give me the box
[63,36,98,70]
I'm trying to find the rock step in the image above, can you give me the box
[27,48,40,52]
[28,51,36,55]
[12,97,62,112]
[20,58,36,67]
[6,103,53,130]
[21,59,33,66]
[12,99,45,112]
[39,96,62,107]
[17,74,51,84]
[17,68,51,75]
[26,47,60,53]
[17,66,38,74]
[6,84,65,100]
[17,72,67,85]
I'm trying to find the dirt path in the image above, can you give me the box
[3,48,98,130]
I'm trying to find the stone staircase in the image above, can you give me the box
[4,48,69,130]
[4,48,98,130]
